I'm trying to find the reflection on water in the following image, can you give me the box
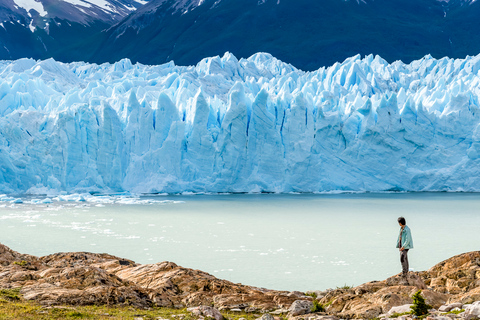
[1,192,480,291]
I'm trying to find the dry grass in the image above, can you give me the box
[0,289,264,320]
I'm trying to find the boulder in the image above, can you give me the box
[288,300,314,317]
[187,306,224,320]
[385,273,427,289]
[258,314,274,320]
[387,304,413,316]
[465,301,480,320]
[438,304,453,312]
[453,287,480,305]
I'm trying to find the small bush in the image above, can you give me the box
[336,284,353,290]
[311,300,325,313]
[66,311,87,318]
[445,309,465,315]
[305,292,317,299]
[390,311,411,318]
[0,288,21,301]
[410,290,432,316]
[13,260,28,266]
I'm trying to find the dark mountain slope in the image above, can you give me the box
[0,0,145,61]
[91,0,477,70]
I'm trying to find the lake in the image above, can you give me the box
[1,192,479,292]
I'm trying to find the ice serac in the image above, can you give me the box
[3,52,480,194]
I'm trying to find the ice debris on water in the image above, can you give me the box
[2,52,480,194]
[0,193,183,205]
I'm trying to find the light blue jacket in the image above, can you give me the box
[396,225,413,249]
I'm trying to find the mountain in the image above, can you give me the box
[3,0,480,70]
[0,0,146,61]
[2,52,480,194]
[89,0,480,71]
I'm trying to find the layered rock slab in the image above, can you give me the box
[0,243,306,310]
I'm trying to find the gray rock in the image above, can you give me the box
[465,301,480,320]
[386,304,413,317]
[187,306,224,320]
[288,291,306,298]
[270,308,289,315]
[439,305,453,312]
[450,303,463,309]
[258,314,274,320]
[288,300,314,317]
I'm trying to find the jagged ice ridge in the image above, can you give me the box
[2,52,480,194]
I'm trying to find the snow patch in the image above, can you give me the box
[13,0,47,16]
[60,0,92,8]
[28,19,35,32]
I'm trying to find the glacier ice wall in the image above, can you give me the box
[2,52,480,194]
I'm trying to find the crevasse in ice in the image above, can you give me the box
[1,52,480,194]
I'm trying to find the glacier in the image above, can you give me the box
[2,52,480,194]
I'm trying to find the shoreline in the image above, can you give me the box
[6,190,480,198]
[1,244,480,319]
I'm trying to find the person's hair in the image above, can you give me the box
[398,217,406,225]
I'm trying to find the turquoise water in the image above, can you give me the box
[1,193,479,291]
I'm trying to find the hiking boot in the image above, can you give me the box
[400,273,409,285]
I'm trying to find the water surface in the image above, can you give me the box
[1,193,478,291]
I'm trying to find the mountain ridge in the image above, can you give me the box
[0,0,145,61]
[90,0,480,71]
[3,0,480,69]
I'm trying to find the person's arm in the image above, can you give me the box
[402,227,412,249]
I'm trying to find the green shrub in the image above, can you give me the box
[445,309,465,315]
[13,260,28,266]
[311,300,325,313]
[410,290,432,316]
[66,311,87,318]
[0,288,21,301]
[305,292,317,299]
[390,311,411,318]
[336,284,353,290]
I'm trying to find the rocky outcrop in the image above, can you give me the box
[1,243,480,320]
[0,243,307,311]
[317,273,448,319]
[316,251,480,319]
[421,251,480,303]
[0,243,38,267]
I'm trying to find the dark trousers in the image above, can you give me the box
[400,249,409,275]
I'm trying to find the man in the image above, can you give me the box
[396,217,413,283]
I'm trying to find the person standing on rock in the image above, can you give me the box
[396,217,413,283]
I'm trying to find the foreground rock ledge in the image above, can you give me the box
[1,244,480,319]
